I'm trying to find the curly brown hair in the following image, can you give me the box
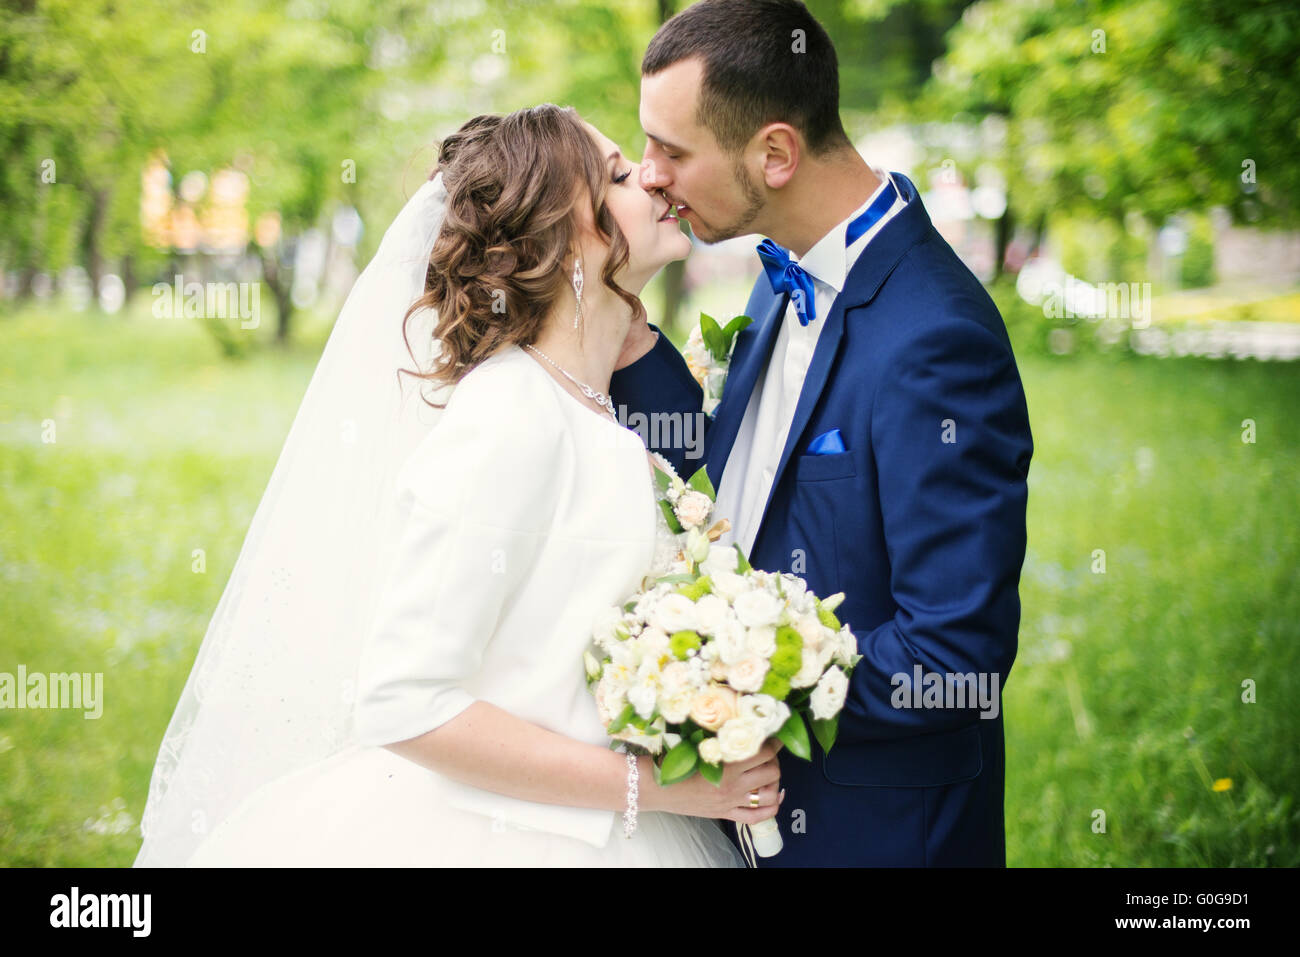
[399,105,645,407]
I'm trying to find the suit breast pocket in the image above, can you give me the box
[792,450,856,483]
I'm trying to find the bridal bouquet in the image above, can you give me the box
[683,312,752,416]
[583,454,861,858]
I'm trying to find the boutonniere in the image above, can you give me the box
[683,312,753,416]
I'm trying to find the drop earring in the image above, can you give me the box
[572,257,584,329]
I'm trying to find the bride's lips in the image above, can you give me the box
[658,204,679,223]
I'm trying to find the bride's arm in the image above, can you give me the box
[385,700,782,822]
[354,369,780,824]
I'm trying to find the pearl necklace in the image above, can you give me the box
[523,343,619,422]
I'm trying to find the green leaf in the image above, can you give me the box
[811,716,839,755]
[607,702,636,734]
[720,314,753,345]
[652,466,672,494]
[776,710,812,761]
[657,498,684,534]
[733,543,753,574]
[699,312,726,361]
[686,465,716,500]
[652,572,696,586]
[698,758,724,787]
[659,739,699,786]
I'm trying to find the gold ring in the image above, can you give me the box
[747,790,760,809]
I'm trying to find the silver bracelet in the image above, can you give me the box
[622,752,639,838]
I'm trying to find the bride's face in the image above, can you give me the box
[583,122,691,285]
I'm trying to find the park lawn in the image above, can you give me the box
[0,303,1296,866]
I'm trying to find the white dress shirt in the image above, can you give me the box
[713,167,906,558]
[355,343,657,848]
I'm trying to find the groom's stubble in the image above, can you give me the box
[689,152,765,244]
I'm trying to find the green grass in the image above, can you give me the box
[1,301,1297,866]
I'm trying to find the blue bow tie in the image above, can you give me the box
[756,239,817,325]
[755,174,900,327]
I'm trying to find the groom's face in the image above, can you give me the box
[639,57,764,244]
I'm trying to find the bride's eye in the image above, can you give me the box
[613,167,632,184]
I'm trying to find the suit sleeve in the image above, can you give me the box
[608,323,712,478]
[836,316,1033,741]
[354,380,564,747]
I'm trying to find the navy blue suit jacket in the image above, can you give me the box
[610,172,1033,866]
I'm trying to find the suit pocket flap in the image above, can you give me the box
[822,723,983,788]
[793,450,856,482]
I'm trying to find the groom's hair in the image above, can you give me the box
[643,0,851,156]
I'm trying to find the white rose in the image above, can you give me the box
[739,693,791,737]
[835,626,858,667]
[657,661,694,723]
[594,677,626,726]
[636,626,671,662]
[733,588,784,628]
[698,736,723,765]
[692,593,730,637]
[717,717,766,763]
[674,490,713,530]
[810,666,849,720]
[779,574,808,606]
[650,593,697,635]
[793,611,825,645]
[727,654,769,693]
[709,568,750,602]
[744,624,777,658]
[790,646,825,689]
[711,618,749,665]
[699,544,740,578]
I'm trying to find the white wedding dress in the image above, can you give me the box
[184,344,744,868]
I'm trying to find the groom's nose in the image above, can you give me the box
[639,154,669,191]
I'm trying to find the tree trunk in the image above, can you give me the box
[994,205,1014,280]
[259,247,294,345]
[82,186,111,301]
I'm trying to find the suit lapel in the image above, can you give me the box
[703,284,787,488]
[745,171,934,544]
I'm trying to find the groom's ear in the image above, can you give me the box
[754,122,800,191]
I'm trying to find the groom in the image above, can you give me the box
[611,0,1033,866]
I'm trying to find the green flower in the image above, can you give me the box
[770,643,802,678]
[759,671,791,700]
[669,630,702,660]
[675,576,713,601]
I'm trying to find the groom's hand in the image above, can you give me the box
[614,315,659,371]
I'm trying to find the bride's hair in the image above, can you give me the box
[400,104,645,405]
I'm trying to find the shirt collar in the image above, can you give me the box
[793,166,896,296]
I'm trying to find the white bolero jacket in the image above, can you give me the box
[355,343,658,848]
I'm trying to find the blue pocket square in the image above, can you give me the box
[807,428,846,455]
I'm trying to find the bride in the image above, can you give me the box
[134,104,782,867]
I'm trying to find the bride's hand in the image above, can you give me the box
[641,740,785,825]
